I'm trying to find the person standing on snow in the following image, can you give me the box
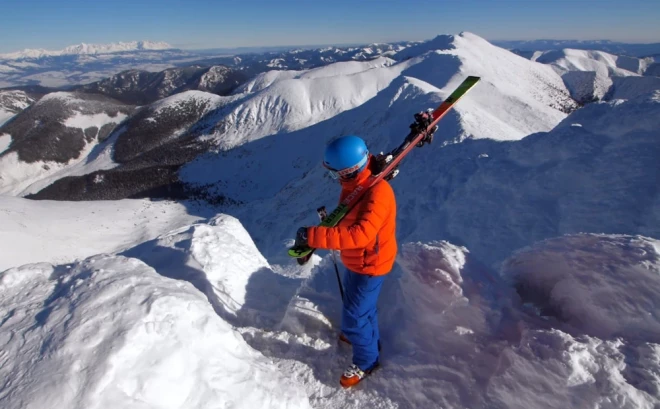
[294,135,397,388]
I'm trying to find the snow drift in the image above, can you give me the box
[2,206,659,408]
[0,254,309,409]
[0,196,207,271]
[503,234,660,342]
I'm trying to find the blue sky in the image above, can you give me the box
[1,0,658,52]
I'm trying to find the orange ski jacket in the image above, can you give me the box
[307,163,397,276]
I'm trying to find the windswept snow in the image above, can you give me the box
[0,196,207,271]
[0,255,309,409]
[3,211,658,408]
[503,234,660,342]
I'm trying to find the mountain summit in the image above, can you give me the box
[0,40,173,60]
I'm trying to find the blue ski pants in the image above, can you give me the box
[341,270,385,371]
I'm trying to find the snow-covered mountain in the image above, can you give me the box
[533,49,642,102]
[0,40,173,60]
[526,48,660,103]
[0,92,133,195]
[0,90,34,127]
[77,65,249,105]
[27,91,241,201]
[0,40,416,89]
[1,31,660,409]
[0,51,200,89]
[495,39,660,57]
[191,41,415,72]
[5,32,579,202]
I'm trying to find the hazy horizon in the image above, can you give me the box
[2,0,658,54]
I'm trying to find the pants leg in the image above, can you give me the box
[341,269,385,371]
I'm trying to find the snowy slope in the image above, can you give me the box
[0,90,34,126]
[191,32,575,150]
[533,48,648,74]
[532,49,644,102]
[181,32,577,203]
[0,196,208,271]
[2,211,658,408]
[0,255,309,409]
[194,83,659,275]
[0,92,133,196]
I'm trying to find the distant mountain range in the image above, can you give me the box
[493,39,660,57]
[0,41,173,60]
[0,40,414,89]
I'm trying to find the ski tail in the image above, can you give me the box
[288,76,480,259]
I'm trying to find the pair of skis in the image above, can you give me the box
[287,75,481,260]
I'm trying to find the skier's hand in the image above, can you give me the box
[295,227,309,247]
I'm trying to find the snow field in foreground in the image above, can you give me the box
[1,209,659,408]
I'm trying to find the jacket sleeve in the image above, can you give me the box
[307,183,393,250]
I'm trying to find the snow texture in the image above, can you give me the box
[0,196,207,271]
[0,254,309,409]
[3,213,658,408]
[502,234,660,342]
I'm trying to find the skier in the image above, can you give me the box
[294,135,398,388]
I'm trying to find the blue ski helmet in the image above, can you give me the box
[323,135,369,179]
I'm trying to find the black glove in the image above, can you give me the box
[295,227,308,247]
[294,227,312,265]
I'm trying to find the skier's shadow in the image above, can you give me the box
[120,235,301,330]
